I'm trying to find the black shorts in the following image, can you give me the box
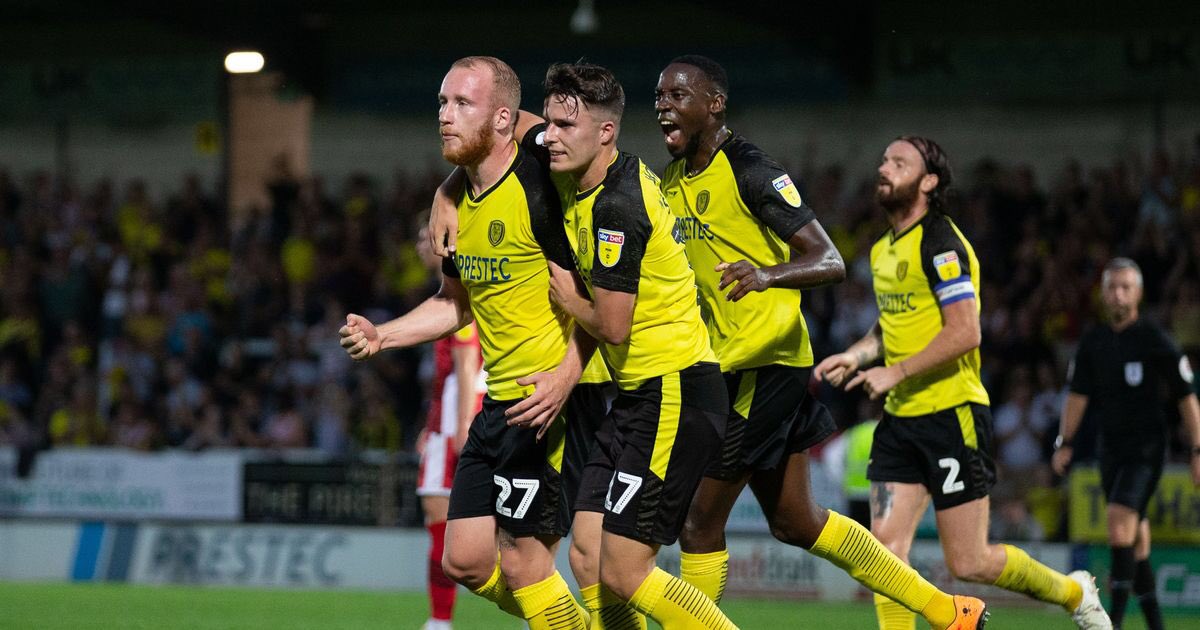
[707,365,836,480]
[867,403,996,511]
[580,361,727,546]
[563,381,617,515]
[447,396,570,537]
[1101,457,1164,517]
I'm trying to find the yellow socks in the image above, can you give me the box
[810,510,955,627]
[628,566,736,629]
[993,544,1082,611]
[512,571,588,630]
[680,549,730,604]
[581,582,648,630]
[874,593,917,630]
[471,562,522,618]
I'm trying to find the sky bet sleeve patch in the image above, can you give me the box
[597,228,625,268]
[932,250,962,281]
[771,174,803,208]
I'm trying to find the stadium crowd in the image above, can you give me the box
[1,138,1198,538]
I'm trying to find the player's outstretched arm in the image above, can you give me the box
[717,220,845,301]
[339,276,473,360]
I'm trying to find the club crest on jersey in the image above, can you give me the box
[896,261,908,281]
[933,251,961,281]
[597,228,624,267]
[771,174,803,208]
[488,220,505,246]
[696,190,710,215]
[1182,357,1195,384]
[1125,361,1143,387]
[578,227,589,258]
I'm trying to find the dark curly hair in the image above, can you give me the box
[543,62,625,122]
[897,135,954,213]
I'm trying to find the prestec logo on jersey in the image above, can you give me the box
[696,190,710,215]
[488,220,505,246]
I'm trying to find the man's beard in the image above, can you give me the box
[876,176,921,213]
[442,122,494,166]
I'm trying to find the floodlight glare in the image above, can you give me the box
[224,51,265,74]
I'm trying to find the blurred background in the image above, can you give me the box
[1,0,1199,625]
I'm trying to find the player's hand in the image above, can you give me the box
[814,352,860,388]
[1051,446,1073,476]
[505,370,572,440]
[716,260,772,302]
[339,313,381,361]
[547,263,578,309]
[429,193,459,257]
[845,365,902,400]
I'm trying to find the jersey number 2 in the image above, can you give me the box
[938,458,965,494]
[494,476,539,519]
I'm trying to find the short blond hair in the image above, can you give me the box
[451,56,521,115]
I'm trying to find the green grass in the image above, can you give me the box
[0,582,1190,629]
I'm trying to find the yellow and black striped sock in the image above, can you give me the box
[680,549,730,605]
[628,567,737,629]
[993,544,1082,611]
[874,593,917,630]
[581,582,647,630]
[470,562,522,618]
[512,571,588,630]
[810,511,955,628]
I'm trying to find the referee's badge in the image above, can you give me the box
[1124,361,1143,387]
[896,261,908,281]
[771,174,803,208]
[597,228,624,267]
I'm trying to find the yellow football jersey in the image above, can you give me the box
[558,151,716,389]
[661,134,816,371]
[442,138,578,400]
[869,212,989,416]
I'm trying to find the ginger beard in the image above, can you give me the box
[441,117,494,167]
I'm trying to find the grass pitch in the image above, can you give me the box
[0,582,1184,629]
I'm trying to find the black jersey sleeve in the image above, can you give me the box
[514,138,576,271]
[919,214,977,307]
[727,141,815,241]
[1151,325,1195,400]
[520,123,552,167]
[1068,329,1096,396]
[588,189,649,294]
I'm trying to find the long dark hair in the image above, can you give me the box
[897,135,953,213]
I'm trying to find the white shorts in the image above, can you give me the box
[417,432,458,497]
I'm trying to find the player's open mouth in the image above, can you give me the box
[660,121,681,143]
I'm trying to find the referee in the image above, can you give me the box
[1053,257,1200,630]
